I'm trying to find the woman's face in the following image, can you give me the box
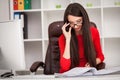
[68,15,83,34]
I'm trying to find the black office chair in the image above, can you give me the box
[30,21,105,74]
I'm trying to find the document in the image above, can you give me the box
[55,66,120,78]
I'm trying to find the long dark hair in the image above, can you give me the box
[64,3,96,68]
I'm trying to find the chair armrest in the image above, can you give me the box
[30,61,45,73]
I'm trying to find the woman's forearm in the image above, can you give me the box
[63,39,71,59]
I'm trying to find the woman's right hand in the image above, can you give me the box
[62,23,72,39]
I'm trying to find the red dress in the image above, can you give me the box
[58,27,105,73]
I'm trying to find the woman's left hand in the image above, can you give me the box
[85,62,90,67]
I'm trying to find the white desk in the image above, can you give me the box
[12,74,120,80]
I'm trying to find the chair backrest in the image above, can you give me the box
[44,21,63,74]
[44,21,105,74]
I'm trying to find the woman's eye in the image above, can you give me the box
[77,20,81,23]
[70,22,74,25]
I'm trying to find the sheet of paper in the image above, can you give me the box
[55,66,120,78]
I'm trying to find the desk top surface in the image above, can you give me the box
[12,74,120,80]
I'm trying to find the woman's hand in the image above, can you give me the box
[62,23,72,39]
[85,62,90,67]
[85,58,101,67]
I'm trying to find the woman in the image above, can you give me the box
[59,3,105,73]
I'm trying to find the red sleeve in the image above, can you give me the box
[58,34,71,73]
[91,27,105,62]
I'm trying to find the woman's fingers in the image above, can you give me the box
[62,23,71,39]
[85,63,90,67]
[69,26,72,33]
[66,23,70,27]
[62,23,70,32]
